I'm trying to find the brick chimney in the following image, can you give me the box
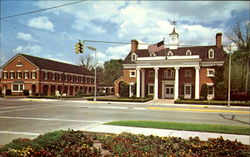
[131,40,138,52]
[216,33,222,48]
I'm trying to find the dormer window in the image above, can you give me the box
[16,61,23,67]
[150,53,156,57]
[167,51,174,56]
[186,50,192,55]
[208,49,214,58]
[131,53,137,61]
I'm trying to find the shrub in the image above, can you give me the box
[23,90,29,96]
[200,84,207,100]
[6,89,11,96]
[179,95,184,100]
[215,82,227,100]
[120,82,129,97]
[199,96,205,101]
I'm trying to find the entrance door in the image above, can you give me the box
[165,85,174,98]
[184,84,192,99]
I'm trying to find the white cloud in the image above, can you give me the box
[13,45,42,55]
[17,32,35,41]
[44,54,74,64]
[28,16,54,31]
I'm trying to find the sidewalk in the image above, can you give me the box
[85,125,250,145]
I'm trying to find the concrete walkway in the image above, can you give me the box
[85,125,250,145]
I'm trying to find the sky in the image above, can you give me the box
[0,1,249,67]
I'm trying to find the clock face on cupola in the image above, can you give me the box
[169,28,179,49]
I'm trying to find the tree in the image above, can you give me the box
[102,59,123,84]
[228,18,250,93]
[79,54,94,71]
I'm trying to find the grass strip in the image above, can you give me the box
[105,120,250,135]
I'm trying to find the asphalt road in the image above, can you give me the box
[0,98,249,145]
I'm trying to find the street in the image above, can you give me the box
[0,98,249,145]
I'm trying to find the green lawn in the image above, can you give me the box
[105,121,250,135]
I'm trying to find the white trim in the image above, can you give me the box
[201,61,224,67]
[207,84,214,99]
[186,50,192,55]
[129,70,136,77]
[208,48,214,59]
[12,84,25,92]
[207,69,215,77]
[131,53,137,61]
[167,55,199,60]
[184,83,192,99]
[137,56,165,61]
[123,64,136,69]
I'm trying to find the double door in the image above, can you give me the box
[165,85,174,99]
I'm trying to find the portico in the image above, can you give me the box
[133,55,200,100]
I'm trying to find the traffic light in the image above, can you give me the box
[75,40,84,54]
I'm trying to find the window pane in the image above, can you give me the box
[20,85,23,91]
[186,86,191,94]
[13,85,18,91]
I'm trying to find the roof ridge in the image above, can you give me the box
[20,53,81,68]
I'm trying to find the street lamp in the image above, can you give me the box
[87,46,97,102]
[224,43,237,107]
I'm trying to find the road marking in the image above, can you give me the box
[0,116,103,123]
[0,131,40,136]
[147,107,250,114]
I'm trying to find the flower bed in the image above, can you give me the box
[1,130,249,156]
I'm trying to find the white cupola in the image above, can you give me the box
[169,28,179,49]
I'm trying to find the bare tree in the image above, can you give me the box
[79,54,94,71]
[229,18,250,92]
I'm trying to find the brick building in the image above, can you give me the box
[115,28,225,100]
[0,53,95,96]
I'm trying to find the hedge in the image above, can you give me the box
[87,97,153,102]
[174,99,250,106]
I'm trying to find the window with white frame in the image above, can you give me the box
[164,69,174,79]
[208,49,214,58]
[52,73,54,80]
[44,72,47,80]
[17,71,22,79]
[184,70,192,77]
[3,71,8,79]
[186,50,192,55]
[148,84,154,95]
[207,85,214,99]
[32,71,36,79]
[148,70,154,77]
[167,51,174,56]
[207,69,215,77]
[16,61,23,67]
[24,71,29,79]
[10,71,15,79]
[131,53,137,61]
[130,70,136,77]
[12,84,24,92]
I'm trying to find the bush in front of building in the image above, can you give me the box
[87,97,153,102]
[215,82,227,100]
[200,84,207,100]
[23,90,29,96]
[119,82,129,97]
[174,99,250,106]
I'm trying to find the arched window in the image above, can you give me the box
[208,49,214,58]
[150,53,156,57]
[167,51,174,56]
[186,50,192,55]
[131,53,137,61]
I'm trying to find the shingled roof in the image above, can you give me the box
[20,53,94,76]
[123,45,225,64]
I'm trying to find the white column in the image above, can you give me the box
[141,69,145,98]
[136,68,140,97]
[174,67,179,100]
[154,67,159,100]
[195,66,200,99]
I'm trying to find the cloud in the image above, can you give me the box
[13,45,42,55]
[17,32,35,42]
[28,16,54,31]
